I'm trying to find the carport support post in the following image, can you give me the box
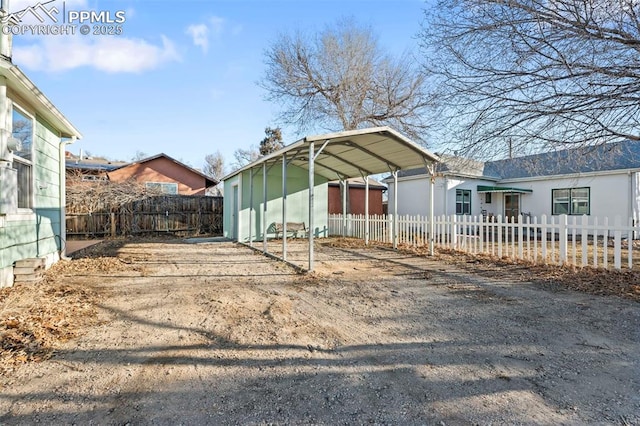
[429,165,435,256]
[263,162,268,253]
[308,140,315,271]
[341,179,347,236]
[364,175,370,245]
[393,170,398,249]
[249,168,254,246]
[282,154,288,261]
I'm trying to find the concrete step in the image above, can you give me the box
[13,273,44,283]
[14,258,45,269]
[13,257,46,284]
[13,266,39,275]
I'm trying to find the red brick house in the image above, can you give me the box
[107,153,217,195]
[328,177,386,215]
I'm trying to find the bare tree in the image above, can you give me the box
[203,151,225,181]
[420,0,640,159]
[232,146,260,169]
[259,127,284,155]
[66,172,164,214]
[203,151,225,196]
[132,150,148,161]
[261,18,432,144]
[228,128,283,173]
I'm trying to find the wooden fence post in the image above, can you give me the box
[559,214,568,264]
[451,215,457,250]
[110,213,116,237]
[603,217,609,269]
[581,215,589,267]
[614,215,622,269]
[593,217,599,268]
[518,214,524,259]
[497,215,503,258]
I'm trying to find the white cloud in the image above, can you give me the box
[231,24,243,36]
[185,16,235,55]
[209,16,224,36]
[185,23,209,53]
[13,35,181,73]
[124,7,135,19]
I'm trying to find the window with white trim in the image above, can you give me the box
[456,189,471,215]
[145,182,178,194]
[552,187,590,215]
[12,106,33,209]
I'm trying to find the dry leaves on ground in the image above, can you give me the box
[324,238,640,302]
[0,238,172,375]
[0,246,137,375]
[3,236,637,377]
[0,278,96,375]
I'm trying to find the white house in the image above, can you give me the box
[385,140,640,225]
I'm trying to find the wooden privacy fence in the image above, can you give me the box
[328,213,640,271]
[67,195,223,237]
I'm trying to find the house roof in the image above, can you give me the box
[390,140,640,181]
[66,159,124,172]
[223,127,439,182]
[328,177,387,189]
[385,154,490,181]
[111,153,218,187]
[0,62,81,139]
[483,140,640,179]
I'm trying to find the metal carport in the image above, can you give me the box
[222,126,440,271]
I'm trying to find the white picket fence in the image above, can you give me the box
[328,213,640,270]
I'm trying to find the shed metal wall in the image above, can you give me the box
[223,162,328,242]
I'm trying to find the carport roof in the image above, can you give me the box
[222,127,440,181]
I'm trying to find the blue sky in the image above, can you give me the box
[9,0,427,171]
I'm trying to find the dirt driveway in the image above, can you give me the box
[1,239,638,425]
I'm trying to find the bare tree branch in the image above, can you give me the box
[203,151,225,196]
[420,0,640,159]
[66,172,163,214]
[261,18,433,144]
[232,146,260,170]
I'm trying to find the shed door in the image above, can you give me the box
[232,185,239,240]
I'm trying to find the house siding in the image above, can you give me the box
[501,173,633,220]
[223,163,329,242]
[389,171,639,225]
[634,172,640,222]
[388,175,496,217]
[0,115,62,287]
[327,185,385,215]
[108,157,208,195]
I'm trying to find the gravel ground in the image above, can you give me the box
[0,238,638,425]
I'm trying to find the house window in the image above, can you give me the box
[12,106,33,209]
[146,182,178,194]
[456,189,471,215]
[552,187,590,215]
[485,192,492,204]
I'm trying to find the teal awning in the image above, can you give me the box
[477,185,532,193]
